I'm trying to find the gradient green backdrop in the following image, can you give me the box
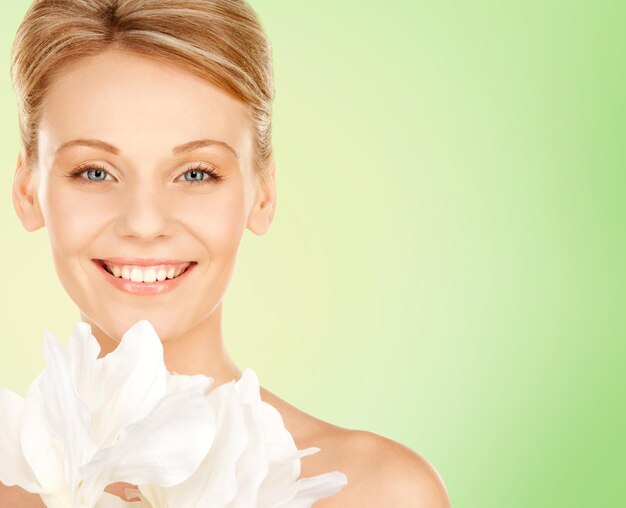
[1,2,624,506]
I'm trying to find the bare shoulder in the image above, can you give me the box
[300,426,450,508]
[354,430,450,507]
[260,387,450,508]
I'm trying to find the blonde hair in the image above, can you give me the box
[11,0,275,179]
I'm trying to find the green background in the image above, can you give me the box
[1,1,624,506]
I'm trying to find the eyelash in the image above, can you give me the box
[66,162,223,185]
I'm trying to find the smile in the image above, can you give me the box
[92,258,197,296]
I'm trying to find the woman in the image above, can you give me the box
[3,1,450,506]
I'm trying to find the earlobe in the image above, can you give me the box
[12,150,45,232]
[247,164,276,236]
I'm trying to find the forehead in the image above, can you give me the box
[39,49,253,161]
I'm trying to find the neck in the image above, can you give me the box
[81,303,242,388]
[162,304,243,386]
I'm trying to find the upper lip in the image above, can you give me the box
[95,258,195,266]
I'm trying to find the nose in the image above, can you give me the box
[114,179,174,240]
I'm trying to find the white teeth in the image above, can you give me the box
[103,262,190,283]
[143,268,157,283]
[130,268,143,282]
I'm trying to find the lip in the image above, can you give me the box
[98,257,192,267]
[92,259,197,296]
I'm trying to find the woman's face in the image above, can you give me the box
[13,49,275,344]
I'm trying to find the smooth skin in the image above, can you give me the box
[5,49,450,507]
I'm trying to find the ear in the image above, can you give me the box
[247,161,276,236]
[13,149,45,232]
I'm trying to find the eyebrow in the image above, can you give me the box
[54,138,240,159]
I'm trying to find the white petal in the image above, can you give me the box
[68,321,104,412]
[124,486,156,506]
[166,370,214,395]
[256,394,307,506]
[80,388,215,492]
[256,448,309,506]
[90,320,168,447]
[95,491,147,508]
[20,373,68,498]
[39,491,76,508]
[131,484,167,508]
[40,330,98,492]
[0,388,40,491]
[224,370,270,507]
[233,368,261,401]
[161,381,247,507]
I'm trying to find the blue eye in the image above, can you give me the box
[68,163,113,183]
[180,164,223,185]
[85,168,109,181]
[184,169,208,182]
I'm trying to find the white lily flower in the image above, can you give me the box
[0,321,216,508]
[133,368,348,508]
[0,320,348,507]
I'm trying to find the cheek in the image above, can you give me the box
[179,187,248,256]
[39,183,114,302]
[42,184,112,257]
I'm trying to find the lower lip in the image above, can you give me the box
[93,260,196,296]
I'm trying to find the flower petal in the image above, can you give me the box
[129,484,167,508]
[256,448,311,506]
[256,395,311,506]
[166,370,214,396]
[40,330,98,492]
[68,322,104,412]
[80,388,215,493]
[0,388,40,491]
[157,380,248,507]
[95,491,147,508]
[224,369,269,507]
[124,486,160,507]
[274,471,349,508]
[90,320,168,447]
[20,374,70,502]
